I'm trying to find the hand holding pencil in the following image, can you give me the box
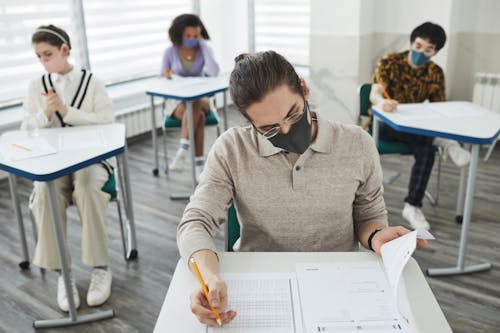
[380,86,398,112]
[189,256,237,327]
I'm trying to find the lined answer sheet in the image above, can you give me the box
[296,262,408,333]
[207,273,302,333]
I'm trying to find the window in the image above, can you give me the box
[0,0,192,107]
[83,0,192,85]
[253,0,310,66]
[0,0,77,107]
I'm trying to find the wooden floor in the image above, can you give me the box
[0,109,499,333]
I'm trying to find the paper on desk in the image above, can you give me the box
[296,261,408,333]
[58,129,106,151]
[428,102,479,118]
[207,273,302,333]
[394,104,441,118]
[0,136,57,161]
[381,229,434,291]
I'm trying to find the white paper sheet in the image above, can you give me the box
[428,102,479,118]
[207,273,302,333]
[58,129,106,151]
[0,136,57,161]
[381,229,435,291]
[394,104,441,119]
[296,261,407,333]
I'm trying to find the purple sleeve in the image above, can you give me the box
[160,47,174,75]
[199,41,220,77]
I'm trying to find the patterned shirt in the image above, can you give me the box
[373,50,446,103]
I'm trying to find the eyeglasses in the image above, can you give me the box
[254,101,309,139]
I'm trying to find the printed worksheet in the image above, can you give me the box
[296,261,408,333]
[207,273,302,333]
[381,229,435,292]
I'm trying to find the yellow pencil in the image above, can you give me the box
[382,87,392,100]
[190,257,222,326]
[12,143,32,151]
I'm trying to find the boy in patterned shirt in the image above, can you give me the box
[370,22,470,230]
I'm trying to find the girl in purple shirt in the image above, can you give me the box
[160,14,220,177]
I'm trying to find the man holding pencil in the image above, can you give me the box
[370,21,470,230]
[178,51,429,327]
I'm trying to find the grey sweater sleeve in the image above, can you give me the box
[176,131,235,260]
[352,129,388,230]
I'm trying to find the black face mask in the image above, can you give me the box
[268,104,312,154]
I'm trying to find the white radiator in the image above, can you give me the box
[473,73,500,161]
[115,103,163,138]
[473,73,500,112]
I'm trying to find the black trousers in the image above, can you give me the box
[379,123,435,207]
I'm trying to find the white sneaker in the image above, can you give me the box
[402,203,430,230]
[87,268,112,307]
[195,164,204,183]
[57,275,80,312]
[169,152,186,171]
[447,144,471,167]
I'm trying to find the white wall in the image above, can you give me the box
[200,0,249,74]
[450,0,500,33]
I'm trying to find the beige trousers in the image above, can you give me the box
[31,164,110,270]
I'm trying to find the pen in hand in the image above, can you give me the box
[190,257,222,326]
[382,87,392,100]
[381,87,398,112]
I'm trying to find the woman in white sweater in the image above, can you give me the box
[22,24,114,312]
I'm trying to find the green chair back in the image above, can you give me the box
[164,110,219,128]
[226,203,240,252]
[359,83,372,118]
[359,83,415,155]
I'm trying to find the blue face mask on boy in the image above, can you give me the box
[410,50,431,67]
[182,37,199,49]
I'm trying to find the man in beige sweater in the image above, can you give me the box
[177,51,427,326]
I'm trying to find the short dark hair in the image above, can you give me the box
[410,22,446,51]
[168,14,210,46]
[32,24,71,50]
[229,51,303,115]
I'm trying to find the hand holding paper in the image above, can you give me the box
[381,229,435,290]
[371,226,429,255]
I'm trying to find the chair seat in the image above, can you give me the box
[377,139,439,155]
[164,110,219,128]
[101,172,117,199]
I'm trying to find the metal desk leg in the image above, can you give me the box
[8,174,30,269]
[223,91,228,131]
[34,181,114,328]
[117,148,138,259]
[150,95,160,176]
[427,145,491,276]
[372,115,379,144]
[170,101,197,200]
[455,143,470,224]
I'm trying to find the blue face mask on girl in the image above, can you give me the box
[410,50,431,67]
[182,37,199,49]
